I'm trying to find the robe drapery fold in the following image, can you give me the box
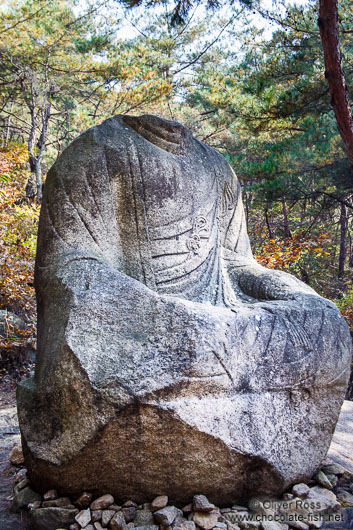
[37,114,252,306]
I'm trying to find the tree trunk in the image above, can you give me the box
[5,116,11,146]
[282,200,292,239]
[300,268,310,285]
[348,227,353,267]
[301,198,307,223]
[35,159,42,204]
[264,206,273,239]
[26,107,37,200]
[34,103,51,204]
[25,154,37,199]
[244,189,249,226]
[338,202,347,281]
[318,0,353,175]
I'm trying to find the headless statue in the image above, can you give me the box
[17,115,352,505]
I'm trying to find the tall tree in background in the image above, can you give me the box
[0,0,112,202]
[318,0,353,178]
[0,0,174,202]
[184,0,353,288]
[119,0,353,174]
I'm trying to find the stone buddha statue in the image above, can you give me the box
[17,115,352,505]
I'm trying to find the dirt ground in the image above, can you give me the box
[0,383,29,530]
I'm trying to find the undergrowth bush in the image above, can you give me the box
[0,143,38,384]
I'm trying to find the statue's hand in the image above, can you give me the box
[240,264,314,300]
[226,259,324,303]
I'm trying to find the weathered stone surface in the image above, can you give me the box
[261,523,283,530]
[91,494,115,510]
[102,508,116,526]
[110,510,128,530]
[16,477,30,491]
[326,473,338,487]
[154,506,182,526]
[43,488,58,500]
[14,468,27,483]
[151,495,168,512]
[123,501,138,508]
[193,511,219,530]
[328,400,353,475]
[13,485,42,510]
[42,496,74,508]
[193,495,215,512]
[173,515,196,530]
[134,509,155,526]
[305,486,340,513]
[76,491,93,508]
[122,506,136,522]
[28,500,42,511]
[225,524,240,530]
[17,114,352,504]
[289,522,308,530]
[31,507,78,530]
[313,471,332,489]
[75,507,91,527]
[9,442,24,465]
[92,509,102,522]
[336,489,353,507]
[321,462,345,475]
[111,503,122,511]
[134,526,159,530]
[291,484,309,498]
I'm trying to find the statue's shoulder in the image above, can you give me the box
[45,117,128,191]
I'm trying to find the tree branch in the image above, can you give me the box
[0,3,50,35]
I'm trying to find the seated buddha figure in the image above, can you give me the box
[17,115,352,506]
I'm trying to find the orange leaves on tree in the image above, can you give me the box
[0,143,38,366]
[256,232,331,270]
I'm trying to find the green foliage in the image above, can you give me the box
[336,283,353,334]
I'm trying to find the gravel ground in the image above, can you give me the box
[0,385,30,529]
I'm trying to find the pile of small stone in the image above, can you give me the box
[9,444,353,530]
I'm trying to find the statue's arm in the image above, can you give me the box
[220,169,321,302]
[224,256,319,302]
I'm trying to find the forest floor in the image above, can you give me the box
[328,401,353,475]
[0,383,27,530]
